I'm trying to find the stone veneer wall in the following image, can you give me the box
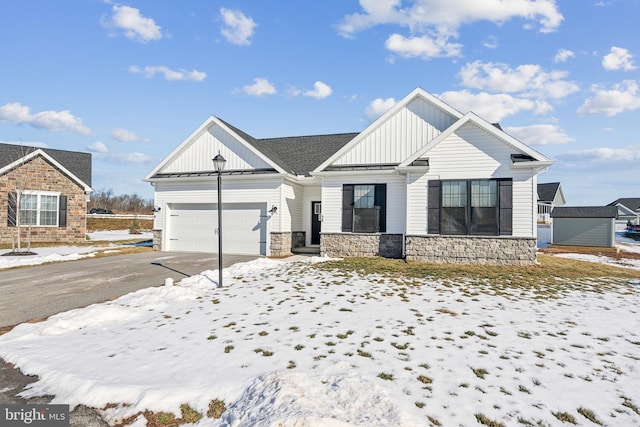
[405,235,537,266]
[153,229,162,251]
[321,233,403,258]
[0,156,87,243]
[270,232,293,257]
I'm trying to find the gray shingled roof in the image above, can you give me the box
[219,118,357,176]
[608,198,640,212]
[537,182,560,203]
[551,206,617,218]
[0,143,92,187]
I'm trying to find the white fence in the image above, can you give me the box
[87,214,154,220]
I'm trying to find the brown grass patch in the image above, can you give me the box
[314,255,638,292]
[87,217,153,232]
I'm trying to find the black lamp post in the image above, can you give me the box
[212,153,226,287]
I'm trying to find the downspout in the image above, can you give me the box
[403,172,408,258]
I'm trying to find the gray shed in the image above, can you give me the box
[551,206,618,247]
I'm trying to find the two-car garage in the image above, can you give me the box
[166,203,267,255]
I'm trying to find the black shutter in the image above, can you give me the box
[7,191,17,227]
[58,195,67,228]
[428,180,441,234]
[498,179,512,235]
[375,184,386,232]
[341,184,354,232]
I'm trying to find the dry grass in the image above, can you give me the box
[87,217,153,232]
[314,255,639,294]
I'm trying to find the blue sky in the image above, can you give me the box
[1,0,638,205]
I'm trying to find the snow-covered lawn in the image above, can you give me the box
[1,255,639,426]
[0,230,152,269]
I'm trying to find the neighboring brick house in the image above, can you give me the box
[0,143,92,244]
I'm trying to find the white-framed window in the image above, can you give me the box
[19,191,60,226]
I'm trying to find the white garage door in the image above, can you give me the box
[168,203,267,255]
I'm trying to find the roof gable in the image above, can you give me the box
[537,182,566,205]
[314,88,462,172]
[400,112,553,169]
[608,198,640,212]
[145,116,286,179]
[0,143,92,191]
[146,116,356,180]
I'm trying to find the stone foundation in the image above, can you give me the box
[321,233,403,258]
[153,229,162,251]
[270,231,307,256]
[405,235,537,266]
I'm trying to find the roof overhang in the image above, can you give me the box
[144,169,286,183]
[311,166,398,177]
[511,160,555,169]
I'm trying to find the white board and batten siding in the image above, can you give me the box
[332,98,457,166]
[159,124,272,175]
[321,175,407,234]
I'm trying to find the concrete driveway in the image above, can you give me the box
[0,251,259,329]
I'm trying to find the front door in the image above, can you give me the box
[311,201,321,245]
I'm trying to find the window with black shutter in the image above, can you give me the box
[429,179,512,236]
[342,184,387,233]
[6,191,64,227]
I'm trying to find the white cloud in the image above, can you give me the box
[96,151,153,164]
[303,82,333,99]
[116,152,152,164]
[365,97,396,121]
[505,124,574,145]
[129,65,206,82]
[0,102,91,135]
[243,78,277,96]
[561,147,640,162]
[88,141,108,154]
[220,8,256,46]
[438,90,552,123]
[458,61,579,99]
[338,0,563,40]
[482,35,498,49]
[105,5,162,43]
[338,0,563,61]
[385,33,462,59]
[111,128,150,142]
[577,80,640,116]
[602,46,637,71]
[554,48,575,63]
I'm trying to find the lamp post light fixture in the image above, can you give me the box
[212,152,226,287]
